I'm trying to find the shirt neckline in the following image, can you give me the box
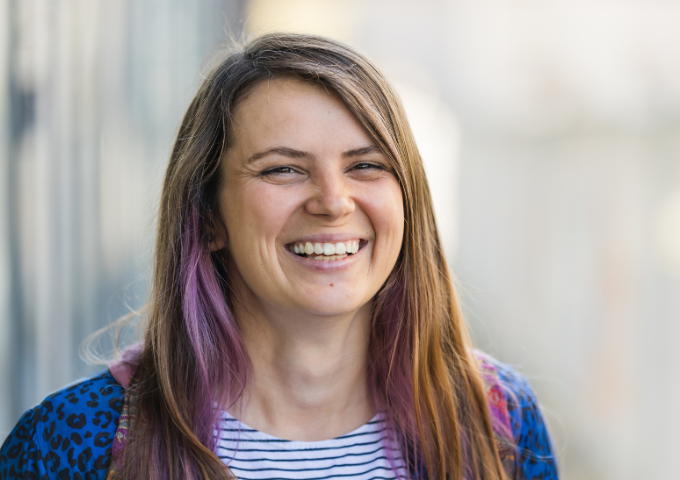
[219,411,385,446]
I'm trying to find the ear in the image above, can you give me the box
[208,229,227,252]
[206,212,228,252]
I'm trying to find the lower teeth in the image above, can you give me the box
[296,253,352,260]
[312,254,348,261]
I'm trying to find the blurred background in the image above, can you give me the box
[1,1,680,479]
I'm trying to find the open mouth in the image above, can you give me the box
[286,240,366,261]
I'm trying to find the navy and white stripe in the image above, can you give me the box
[216,412,407,480]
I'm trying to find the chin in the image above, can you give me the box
[297,293,370,318]
[302,304,365,318]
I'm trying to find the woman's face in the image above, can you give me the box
[215,77,404,318]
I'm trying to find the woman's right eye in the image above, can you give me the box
[260,166,297,176]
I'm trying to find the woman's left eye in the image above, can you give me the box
[351,162,383,171]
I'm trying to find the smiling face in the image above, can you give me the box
[214,77,404,320]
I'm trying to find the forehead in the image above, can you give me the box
[235,76,331,111]
[229,77,370,147]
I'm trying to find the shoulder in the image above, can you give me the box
[0,370,125,480]
[475,351,559,480]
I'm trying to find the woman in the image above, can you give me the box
[1,33,557,480]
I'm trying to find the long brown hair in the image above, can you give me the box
[118,33,507,480]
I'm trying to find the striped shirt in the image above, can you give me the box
[216,412,408,480]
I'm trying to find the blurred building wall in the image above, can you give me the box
[0,0,245,433]
[245,1,680,480]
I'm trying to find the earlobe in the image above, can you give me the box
[207,231,227,251]
[206,210,228,251]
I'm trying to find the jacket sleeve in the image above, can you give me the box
[0,371,125,480]
[495,361,559,480]
[0,406,49,479]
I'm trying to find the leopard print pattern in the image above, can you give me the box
[494,360,559,479]
[0,372,124,480]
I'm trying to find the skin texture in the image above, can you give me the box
[212,77,404,441]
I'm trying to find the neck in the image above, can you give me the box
[230,296,375,442]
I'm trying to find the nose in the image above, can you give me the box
[304,170,355,219]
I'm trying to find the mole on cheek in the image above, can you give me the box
[330,284,334,287]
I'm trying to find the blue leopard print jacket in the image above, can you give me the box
[0,357,558,479]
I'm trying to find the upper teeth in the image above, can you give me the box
[292,241,360,256]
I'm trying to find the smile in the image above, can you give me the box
[286,240,363,262]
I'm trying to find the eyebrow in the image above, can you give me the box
[246,147,312,164]
[245,145,383,164]
[342,145,382,158]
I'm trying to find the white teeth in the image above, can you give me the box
[293,240,361,257]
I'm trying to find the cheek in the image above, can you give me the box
[364,182,404,253]
[222,183,300,252]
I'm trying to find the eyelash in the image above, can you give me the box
[260,166,297,176]
[351,162,384,171]
[260,162,385,176]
